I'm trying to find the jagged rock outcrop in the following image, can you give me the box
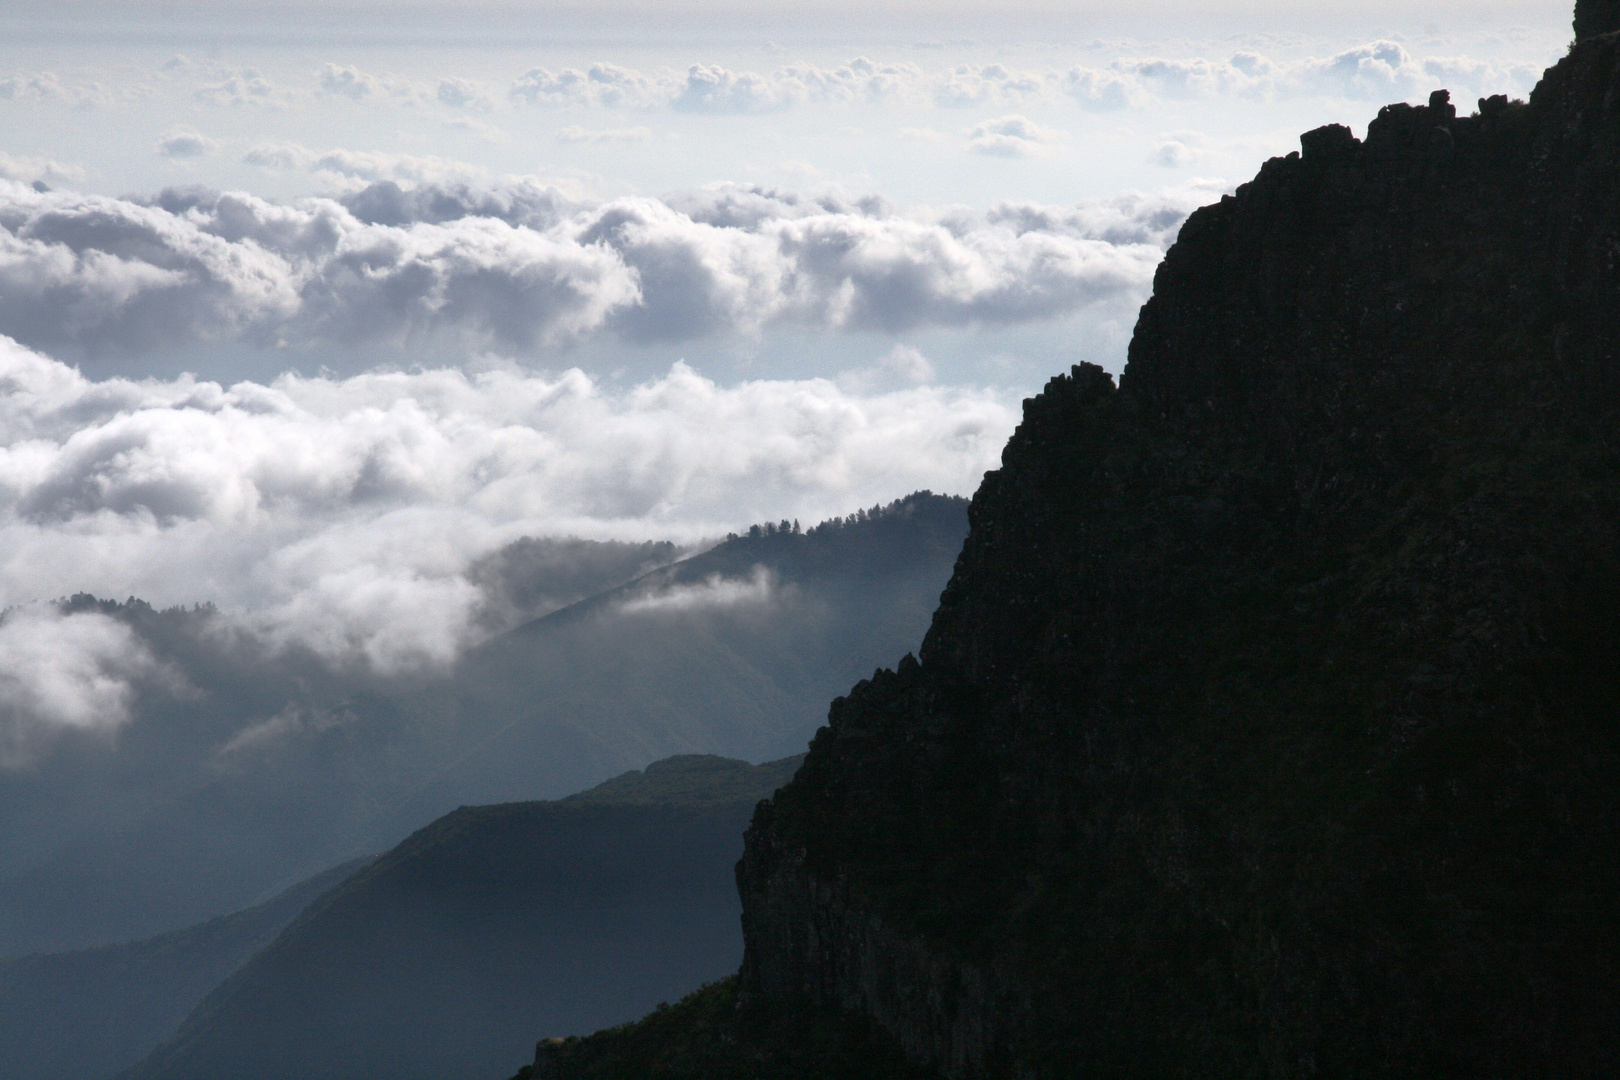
[734,27,1620,1080]
[1576,0,1620,41]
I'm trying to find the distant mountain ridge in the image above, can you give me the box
[121,755,802,1080]
[0,858,366,1080]
[402,491,972,815]
[508,492,967,631]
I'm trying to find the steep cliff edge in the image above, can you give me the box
[736,35,1620,1080]
[525,23,1620,1080]
[1577,0,1620,41]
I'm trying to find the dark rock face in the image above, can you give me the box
[737,34,1620,1080]
[1576,0,1620,40]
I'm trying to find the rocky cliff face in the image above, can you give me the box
[736,30,1620,1080]
[1576,0,1620,41]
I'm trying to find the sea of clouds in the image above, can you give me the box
[498,42,1544,113]
[0,177,1198,360]
[0,329,1026,755]
[0,12,1557,755]
[0,41,1548,117]
[0,336,1006,640]
[0,169,1222,753]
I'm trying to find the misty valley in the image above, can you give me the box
[0,495,965,1079]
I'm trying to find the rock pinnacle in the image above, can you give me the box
[1575,0,1620,41]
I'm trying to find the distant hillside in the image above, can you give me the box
[0,858,364,1080]
[385,492,972,823]
[122,755,801,1080]
[0,492,966,955]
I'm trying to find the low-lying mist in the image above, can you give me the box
[0,492,970,955]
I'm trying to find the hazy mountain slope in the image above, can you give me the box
[0,857,365,1080]
[466,537,686,634]
[531,18,1620,1080]
[0,586,460,957]
[123,755,800,1080]
[386,492,970,819]
[0,494,965,956]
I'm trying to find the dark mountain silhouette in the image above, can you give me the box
[120,755,799,1080]
[1576,0,1620,39]
[0,858,365,1080]
[0,493,965,956]
[526,15,1620,1080]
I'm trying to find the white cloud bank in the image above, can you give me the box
[618,565,776,615]
[0,176,1193,360]
[0,171,1213,743]
[500,42,1543,114]
[0,604,171,764]
[0,334,1018,682]
[0,38,1548,136]
[0,39,1543,124]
